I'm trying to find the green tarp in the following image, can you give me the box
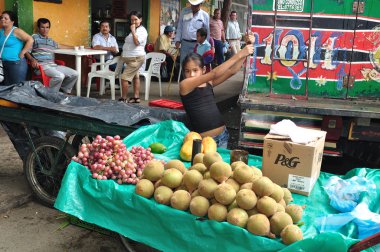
[54,120,380,252]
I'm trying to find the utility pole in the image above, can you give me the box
[221,0,232,29]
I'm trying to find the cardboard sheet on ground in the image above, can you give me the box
[54,120,380,252]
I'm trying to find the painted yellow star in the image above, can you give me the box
[316,75,327,87]
[266,71,278,80]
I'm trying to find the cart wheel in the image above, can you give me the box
[24,136,76,207]
[71,135,94,153]
[119,235,137,252]
[119,234,160,252]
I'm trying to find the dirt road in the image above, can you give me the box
[0,128,128,251]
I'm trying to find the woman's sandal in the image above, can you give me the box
[118,98,127,103]
[127,97,140,104]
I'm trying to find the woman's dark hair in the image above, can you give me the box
[37,18,51,28]
[2,11,17,25]
[182,52,205,72]
[128,11,143,20]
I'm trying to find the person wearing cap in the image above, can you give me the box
[174,0,209,64]
[154,25,177,81]
[154,25,176,58]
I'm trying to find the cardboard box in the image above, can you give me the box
[262,129,326,196]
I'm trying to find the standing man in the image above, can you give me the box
[209,8,225,65]
[175,0,209,63]
[26,18,78,94]
[92,20,119,63]
[226,11,242,56]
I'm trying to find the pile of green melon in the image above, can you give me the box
[135,152,305,245]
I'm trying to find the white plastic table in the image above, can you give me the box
[53,48,107,96]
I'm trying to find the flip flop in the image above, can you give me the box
[128,97,140,104]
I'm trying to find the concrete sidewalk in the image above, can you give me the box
[86,70,245,109]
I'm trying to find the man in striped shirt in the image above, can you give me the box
[26,18,78,94]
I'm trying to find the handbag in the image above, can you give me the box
[0,59,3,83]
[0,27,16,83]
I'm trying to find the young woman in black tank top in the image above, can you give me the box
[179,34,254,148]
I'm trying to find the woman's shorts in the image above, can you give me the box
[121,55,145,82]
[212,126,229,149]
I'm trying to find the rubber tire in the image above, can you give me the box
[24,136,76,207]
[340,138,380,167]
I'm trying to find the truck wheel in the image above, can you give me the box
[341,139,380,167]
[24,136,76,207]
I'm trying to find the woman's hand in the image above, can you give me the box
[245,32,255,45]
[130,24,136,34]
[240,44,254,57]
[30,58,39,68]
[18,51,25,59]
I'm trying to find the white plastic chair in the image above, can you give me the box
[140,52,166,100]
[86,56,123,100]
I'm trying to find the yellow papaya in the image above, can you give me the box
[179,140,193,161]
[180,131,204,161]
[202,136,217,153]
[183,131,202,143]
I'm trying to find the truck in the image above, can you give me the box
[239,0,380,166]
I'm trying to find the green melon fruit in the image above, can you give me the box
[257,196,278,217]
[226,208,249,228]
[281,225,303,245]
[143,160,164,182]
[208,203,228,222]
[270,212,293,236]
[135,179,154,198]
[214,182,236,205]
[236,189,257,210]
[210,161,232,183]
[183,169,203,193]
[233,165,254,184]
[161,168,183,189]
[285,204,305,223]
[170,190,191,210]
[154,186,173,205]
[246,214,275,238]
[190,196,210,217]
[164,159,187,174]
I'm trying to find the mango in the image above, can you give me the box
[149,142,167,154]
[202,136,217,153]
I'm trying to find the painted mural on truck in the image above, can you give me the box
[247,0,380,99]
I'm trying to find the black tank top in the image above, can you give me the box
[180,83,225,133]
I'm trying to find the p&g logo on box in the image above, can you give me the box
[274,154,300,168]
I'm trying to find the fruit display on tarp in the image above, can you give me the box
[135,151,306,245]
[179,132,217,161]
[71,135,164,185]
